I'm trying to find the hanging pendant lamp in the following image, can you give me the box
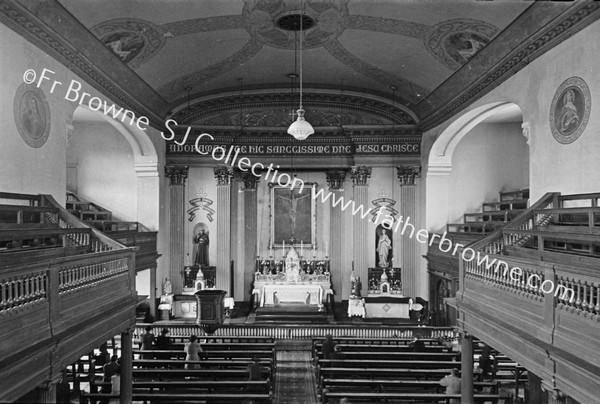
[287,2,314,141]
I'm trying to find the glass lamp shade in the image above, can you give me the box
[287,108,314,140]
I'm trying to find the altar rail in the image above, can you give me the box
[133,324,455,340]
[457,191,600,404]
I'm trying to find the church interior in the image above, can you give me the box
[1,0,600,403]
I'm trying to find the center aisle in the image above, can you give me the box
[273,340,319,404]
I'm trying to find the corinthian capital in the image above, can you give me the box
[350,166,371,185]
[326,170,347,190]
[397,165,421,186]
[214,165,234,186]
[165,165,188,185]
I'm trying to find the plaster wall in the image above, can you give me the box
[423,20,600,207]
[69,121,137,221]
[447,122,529,224]
[0,23,70,203]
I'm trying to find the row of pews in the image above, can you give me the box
[312,336,514,404]
[79,335,276,403]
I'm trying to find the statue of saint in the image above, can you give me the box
[285,247,301,282]
[377,228,392,267]
[194,230,209,266]
[163,277,172,295]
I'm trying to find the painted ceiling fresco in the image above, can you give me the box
[58,0,530,115]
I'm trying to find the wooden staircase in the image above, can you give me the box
[66,192,160,272]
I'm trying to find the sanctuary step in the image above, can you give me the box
[255,304,327,324]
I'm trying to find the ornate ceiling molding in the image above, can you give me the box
[172,92,418,126]
[0,0,168,129]
[419,1,600,132]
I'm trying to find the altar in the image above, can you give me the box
[364,295,412,318]
[253,247,332,308]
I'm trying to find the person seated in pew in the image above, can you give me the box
[155,328,172,360]
[439,368,461,404]
[95,342,110,366]
[409,337,426,352]
[322,334,335,359]
[478,344,494,380]
[184,335,202,370]
[139,326,156,362]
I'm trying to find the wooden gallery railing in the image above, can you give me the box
[459,192,600,317]
[456,191,600,403]
[0,193,136,403]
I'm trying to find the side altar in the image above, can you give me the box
[253,247,332,309]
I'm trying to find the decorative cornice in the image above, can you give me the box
[397,165,421,186]
[325,170,347,190]
[419,2,600,132]
[165,165,188,185]
[350,166,372,186]
[0,0,168,129]
[172,92,417,126]
[214,165,234,186]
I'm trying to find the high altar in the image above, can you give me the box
[253,247,332,309]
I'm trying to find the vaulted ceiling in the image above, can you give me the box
[5,1,595,131]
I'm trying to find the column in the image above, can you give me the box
[214,166,234,294]
[120,329,133,404]
[241,172,259,301]
[326,170,346,299]
[461,333,474,404]
[397,165,421,298]
[350,166,371,296]
[149,266,157,316]
[165,165,188,294]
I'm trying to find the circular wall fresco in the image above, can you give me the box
[13,83,51,148]
[549,77,591,144]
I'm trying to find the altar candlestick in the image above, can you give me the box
[325,241,328,257]
[282,240,285,258]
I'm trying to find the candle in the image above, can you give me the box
[300,240,303,257]
[325,241,328,257]
[282,240,285,257]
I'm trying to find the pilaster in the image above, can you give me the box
[326,170,346,298]
[214,166,234,294]
[350,166,371,297]
[165,165,188,294]
[241,172,259,301]
[397,165,420,298]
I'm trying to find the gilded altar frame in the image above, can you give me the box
[269,182,317,250]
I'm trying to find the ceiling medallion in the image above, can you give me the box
[242,0,349,49]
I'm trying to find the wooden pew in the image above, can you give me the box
[322,391,512,403]
[320,378,499,394]
[132,368,270,381]
[132,359,274,376]
[80,392,271,403]
[318,367,455,382]
[133,349,274,360]
[318,359,461,370]
[166,342,275,351]
[91,379,271,394]
[315,351,458,361]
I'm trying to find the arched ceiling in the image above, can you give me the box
[57,0,532,124]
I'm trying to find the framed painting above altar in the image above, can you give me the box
[269,183,316,248]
